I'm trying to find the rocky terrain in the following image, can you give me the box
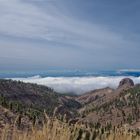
[76,78,140,128]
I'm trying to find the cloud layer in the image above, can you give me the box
[11,76,140,94]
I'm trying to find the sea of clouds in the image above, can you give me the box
[10,76,140,95]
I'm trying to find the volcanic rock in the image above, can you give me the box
[118,78,134,89]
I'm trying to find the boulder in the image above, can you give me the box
[118,78,134,89]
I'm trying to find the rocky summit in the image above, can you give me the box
[118,78,134,89]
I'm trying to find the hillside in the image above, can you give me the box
[0,78,140,139]
[0,79,81,126]
[77,78,140,129]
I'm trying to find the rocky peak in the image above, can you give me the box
[118,78,134,89]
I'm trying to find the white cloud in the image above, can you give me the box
[10,76,140,94]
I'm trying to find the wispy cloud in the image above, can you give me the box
[0,0,129,48]
[0,0,139,70]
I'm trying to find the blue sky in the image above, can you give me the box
[0,0,140,71]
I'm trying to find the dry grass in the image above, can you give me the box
[0,113,140,140]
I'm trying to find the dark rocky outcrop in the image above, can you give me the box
[118,78,134,89]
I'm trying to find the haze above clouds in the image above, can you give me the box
[0,0,140,70]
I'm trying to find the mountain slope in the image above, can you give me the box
[77,78,140,129]
[0,78,140,130]
[0,79,81,124]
